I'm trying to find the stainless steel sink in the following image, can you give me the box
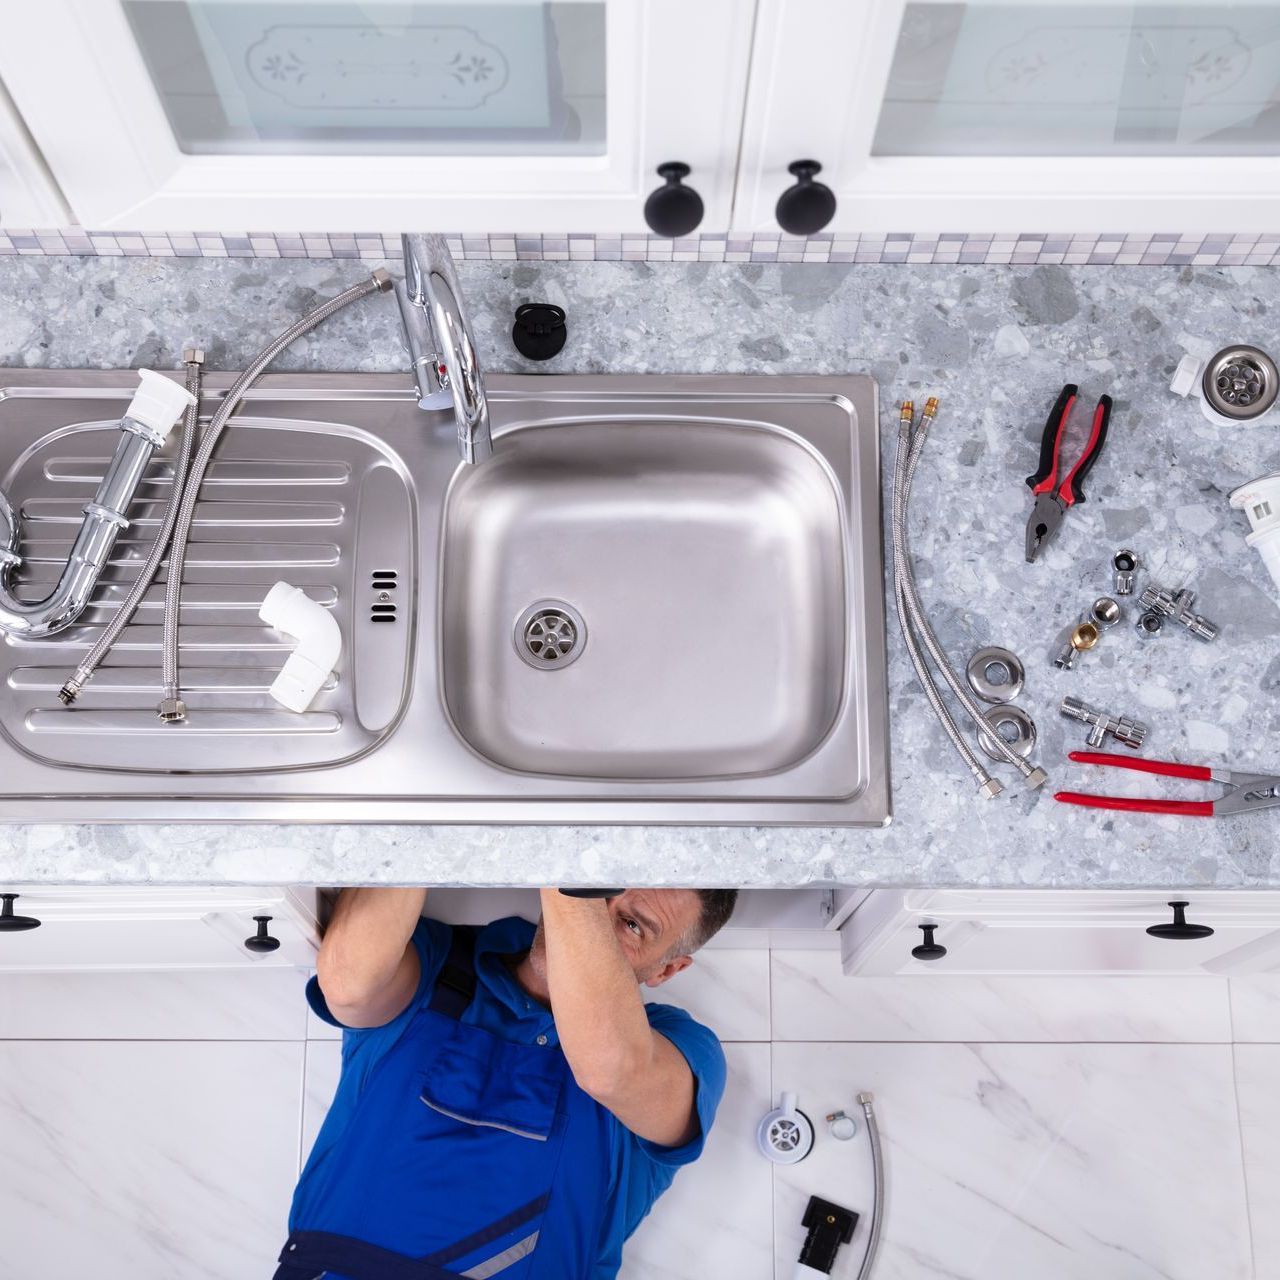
[0,370,888,824]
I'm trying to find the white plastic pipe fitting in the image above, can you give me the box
[1231,472,1280,598]
[124,368,197,440]
[258,581,341,713]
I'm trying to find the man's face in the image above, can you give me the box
[530,888,704,987]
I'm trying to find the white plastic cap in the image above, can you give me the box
[1170,353,1202,399]
[1229,471,1280,533]
[125,369,196,439]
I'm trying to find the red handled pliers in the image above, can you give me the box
[1024,384,1112,562]
[1055,751,1280,817]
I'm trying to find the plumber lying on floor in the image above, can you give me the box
[276,886,738,1280]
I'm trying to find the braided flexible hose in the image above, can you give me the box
[159,271,392,717]
[895,405,1045,784]
[891,408,998,794]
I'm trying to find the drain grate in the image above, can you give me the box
[371,570,398,623]
[514,600,586,669]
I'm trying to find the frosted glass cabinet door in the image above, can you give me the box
[0,0,753,232]
[737,0,1280,233]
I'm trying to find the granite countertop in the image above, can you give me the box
[0,256,1276,888]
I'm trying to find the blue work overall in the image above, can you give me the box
[274,925,614,1280]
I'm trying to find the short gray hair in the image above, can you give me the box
[666,889,739,960]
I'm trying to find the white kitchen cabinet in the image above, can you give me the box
[0,0,752,234]
[838,889,1280,977]
[736,0,1280,235]
[0,885,319,971]
[0,79,69,228]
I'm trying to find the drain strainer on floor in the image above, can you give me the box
[514,600,587,669]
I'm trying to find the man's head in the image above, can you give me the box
[528,888,738,988]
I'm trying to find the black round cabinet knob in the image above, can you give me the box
[244,915,281,953]
[911,922,947,961]
[512,303,567,361]
[775,160,837,236]
[0,893,41,932]
[1146,901,1215,940]
[643,162,704,238]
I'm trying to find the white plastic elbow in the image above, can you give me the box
[125,369,196,441]
[258,581,341,713]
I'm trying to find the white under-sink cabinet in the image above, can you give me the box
[836,889,1280,977]
[0,0,752,233]
[0,886,320,971]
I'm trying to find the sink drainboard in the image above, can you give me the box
[0,403,414,774]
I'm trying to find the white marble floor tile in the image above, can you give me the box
[0,1040,304,1279]
[1230,976,1280,1042]
[646,949,770,1041]
[771,1042,1250,1280]
[620,1043,773,1280]
[772,952,1232,1043]
[1235,1045,1280,1278]
[301,1038,343,1169]
[0,968,310,1039]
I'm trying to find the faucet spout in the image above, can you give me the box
[399,233,492,464]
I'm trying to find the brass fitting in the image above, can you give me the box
[899,400,915,427]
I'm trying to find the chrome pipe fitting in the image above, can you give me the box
[1060,696,1148,750]
[1113,549,1138,595]
[1139,585,1219,642]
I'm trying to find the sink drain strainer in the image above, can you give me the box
[514,600,586,669]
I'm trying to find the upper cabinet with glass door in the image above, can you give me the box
[0,0,753,232]
[737,0,1280,233]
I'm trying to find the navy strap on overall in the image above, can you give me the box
[275,924,613,1280]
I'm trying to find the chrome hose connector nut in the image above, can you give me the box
[157,697,187,723]
[1112,549,1138,595]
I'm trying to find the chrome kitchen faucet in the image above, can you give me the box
[397,233,493,464]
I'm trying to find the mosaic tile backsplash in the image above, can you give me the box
[1,228,1279,266]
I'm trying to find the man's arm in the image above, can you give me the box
[538,890,699,1148]
[314,888,428,1029]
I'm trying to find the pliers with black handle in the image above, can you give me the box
[1024,384,1112,562]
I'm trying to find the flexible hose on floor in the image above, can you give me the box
[855,1093,883,1280]
[58,351,205,704]
[158,269,392,717]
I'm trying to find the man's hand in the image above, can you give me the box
[539,890,699,1149]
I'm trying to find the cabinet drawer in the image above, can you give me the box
[840,889,1280,977]
[0,886,319,971]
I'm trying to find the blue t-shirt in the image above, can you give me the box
[299,914,726,1278]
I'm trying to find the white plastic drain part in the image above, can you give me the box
[259,581,341,713]
[756,1092,815,1164]
[1231,472,1280,599]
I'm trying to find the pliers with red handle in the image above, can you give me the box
[1024,384,1112,562]
[1055,751,1280,817]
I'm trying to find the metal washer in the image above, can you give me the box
[977,704,1037,762]
[965,646,1025,704]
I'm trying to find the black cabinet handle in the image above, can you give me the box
[1146,901,1214,940]
[0,893,41,932]
[911,922,947,961]
[559,889,623,898]
[244,915,281,953]
[643,162,704,238]
[775,160,837,236]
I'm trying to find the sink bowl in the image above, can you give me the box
[0,371,888,824]
[441,419,844,779]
